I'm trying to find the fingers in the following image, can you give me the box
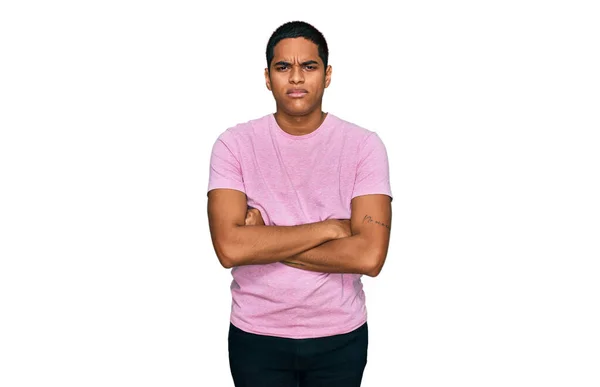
[244,207,265,226]
[244,210,254,226]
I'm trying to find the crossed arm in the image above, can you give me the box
[207,189,391,277]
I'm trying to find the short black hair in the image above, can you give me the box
[266,21,329,71]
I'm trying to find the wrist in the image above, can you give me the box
[321,219,338,240]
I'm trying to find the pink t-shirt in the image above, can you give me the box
[207,112,392,339]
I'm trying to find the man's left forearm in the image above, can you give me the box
[281,234,383,277]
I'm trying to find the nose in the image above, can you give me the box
[289,65,304,84]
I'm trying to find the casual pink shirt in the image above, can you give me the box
[207,112,392,339]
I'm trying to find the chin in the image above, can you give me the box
[280,103,317,117]
[286,109,311,117]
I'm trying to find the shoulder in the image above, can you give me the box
[327,113,381,146]
[214,113,271,144]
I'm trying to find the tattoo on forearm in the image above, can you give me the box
[362,215,391,230]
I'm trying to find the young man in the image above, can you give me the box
[207,21,392,387]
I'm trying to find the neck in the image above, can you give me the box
[273,108,327,136]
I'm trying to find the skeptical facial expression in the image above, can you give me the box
[265,38,332,116]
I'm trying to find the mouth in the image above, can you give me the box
[287,89,308,98]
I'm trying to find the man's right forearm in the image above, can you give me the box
[217,221,336,268]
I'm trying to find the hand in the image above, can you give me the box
[326,219,352,239]
[244,207,265,226]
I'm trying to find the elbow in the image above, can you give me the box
[354,237,387,277]
[365,265,382,278]
[219,256,235,269]
[366,267,381,278]
[211,224,248,269]
[365,250,386,277]
[214,241,239,269]
[214,224,253,268]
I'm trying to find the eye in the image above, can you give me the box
[304,65,316,70]
[276,65,289,71]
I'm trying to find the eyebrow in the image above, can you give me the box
[274,60,319,67]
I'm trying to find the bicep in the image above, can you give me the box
[350,194,392,253]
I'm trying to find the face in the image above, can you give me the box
[265,37,332,117]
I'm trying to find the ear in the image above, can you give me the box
[264,68,272,91]
[325,65,332,88]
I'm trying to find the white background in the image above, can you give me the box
[1,1,599,386]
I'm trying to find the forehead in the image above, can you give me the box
[272,37,321,63]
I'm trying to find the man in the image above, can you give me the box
[207,20,392,387]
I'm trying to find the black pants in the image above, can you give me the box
[228,322,368,387]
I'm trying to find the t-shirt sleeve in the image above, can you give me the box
[207,132,246,194]
[351,132,393,200]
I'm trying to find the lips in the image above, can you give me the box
[287,89,308,98]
